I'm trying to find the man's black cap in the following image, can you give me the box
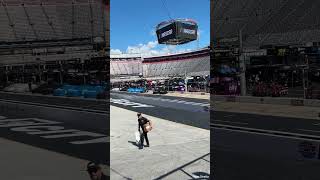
[87,162,99,173]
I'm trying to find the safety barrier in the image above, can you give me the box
[53,84,106,98]
[127,87,146,93]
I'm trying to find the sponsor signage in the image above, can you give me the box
[161,29,173,38]
[182,28,196,35]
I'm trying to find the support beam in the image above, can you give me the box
[40,1,57,39]
[239,29,246,96]
[71,0,75,38]
[1,0,18,39]
[89,0,94,42]
[21,3,39,40]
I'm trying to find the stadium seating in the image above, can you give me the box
[110,48,210,78]
[110,58,142,75]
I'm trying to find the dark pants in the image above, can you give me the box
[140,131,149,146]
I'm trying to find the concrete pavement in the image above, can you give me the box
[110,106,210,180]
[0,137,109,180]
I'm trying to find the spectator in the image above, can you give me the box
[87,162,107,180]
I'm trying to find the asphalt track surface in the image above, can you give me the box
[0,94,109,166]
[214,111,320,136]
[110,91,210,130]
[212,145,320,180]
[213,108,320,179]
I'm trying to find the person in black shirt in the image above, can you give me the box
[87,162,108,180]
[137,112,150,149]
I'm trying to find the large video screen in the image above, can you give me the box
[176,21,198,41]
[156,23,177,44]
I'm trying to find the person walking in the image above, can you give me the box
[137,112,151,149]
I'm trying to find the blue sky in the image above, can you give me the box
[110,0,210,57]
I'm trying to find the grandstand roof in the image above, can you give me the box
[143,47,209,62]
[0,0,106,43]
[213,0,320,47]
[110,54,141,59]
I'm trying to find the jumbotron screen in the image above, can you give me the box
[156,23,177,44]
[156,20,198,45]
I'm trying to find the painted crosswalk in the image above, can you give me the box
[121,95,209,107]
[146,97,209,106]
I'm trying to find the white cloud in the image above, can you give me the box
[110,49,122,55]
[126,41,160,56]
[111,40,196,58]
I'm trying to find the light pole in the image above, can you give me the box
[239,29,246,96]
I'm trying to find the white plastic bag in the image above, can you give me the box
[135,131,141,145]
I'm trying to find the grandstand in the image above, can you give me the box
[110,56,142,77]
[110,47,210,79]
[143,48,210,77]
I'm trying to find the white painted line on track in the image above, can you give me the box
[0,99,107,115]
[213,119,248,125]
[212,123,320,141]
[223,115,236,118]
[298,129,320,133]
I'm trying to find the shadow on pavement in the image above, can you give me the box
[128,141,140,148]
[110,167,133,180]
[153,153,210,180]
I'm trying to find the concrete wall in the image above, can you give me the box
[212,95,320,107]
